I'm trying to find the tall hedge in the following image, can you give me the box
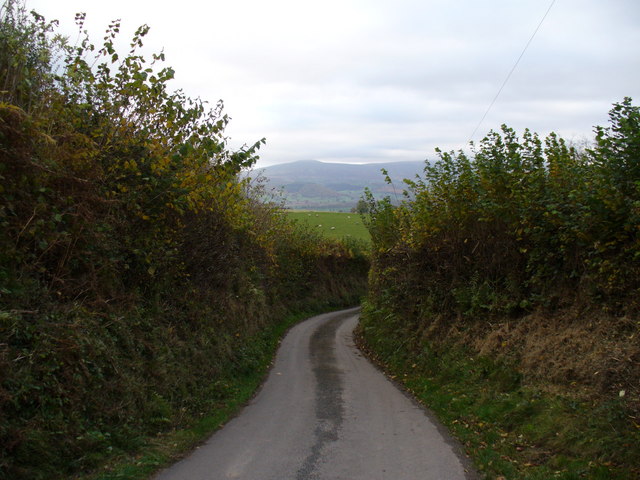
[366,99,639,320]
[0,3,368,478]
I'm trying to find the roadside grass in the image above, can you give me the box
[75,306,349,480]
[357,303,640,480]
[286,211,370,243]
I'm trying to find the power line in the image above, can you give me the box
[468,0,557,143]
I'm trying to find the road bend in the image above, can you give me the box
[154,307,476,480]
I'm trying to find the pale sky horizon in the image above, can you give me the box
[27,0,640,167]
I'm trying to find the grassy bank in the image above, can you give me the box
[2,262,368,480]
[358,303,640,480]
[76,305,354,480]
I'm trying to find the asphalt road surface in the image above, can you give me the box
[154,308,476,480]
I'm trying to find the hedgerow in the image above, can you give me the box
[366,99,640,319]
[0,2,368,478]
[361,100,640,478]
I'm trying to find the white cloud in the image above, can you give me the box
[27,0,640,166]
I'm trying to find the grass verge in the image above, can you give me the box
[357,303,640,480]
[75,306,348,480]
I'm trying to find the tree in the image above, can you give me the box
[352,198,370,214]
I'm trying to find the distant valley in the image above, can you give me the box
[249,159,426,211]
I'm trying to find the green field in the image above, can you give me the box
[287,211,370,242]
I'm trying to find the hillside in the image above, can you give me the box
[251,159,425,210]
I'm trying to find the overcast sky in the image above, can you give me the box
[28,0,640,166]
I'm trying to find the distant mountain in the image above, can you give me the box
[256,159,425,186]
[249,160,426,211]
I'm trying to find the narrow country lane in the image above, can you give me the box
[154,308,476,480]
